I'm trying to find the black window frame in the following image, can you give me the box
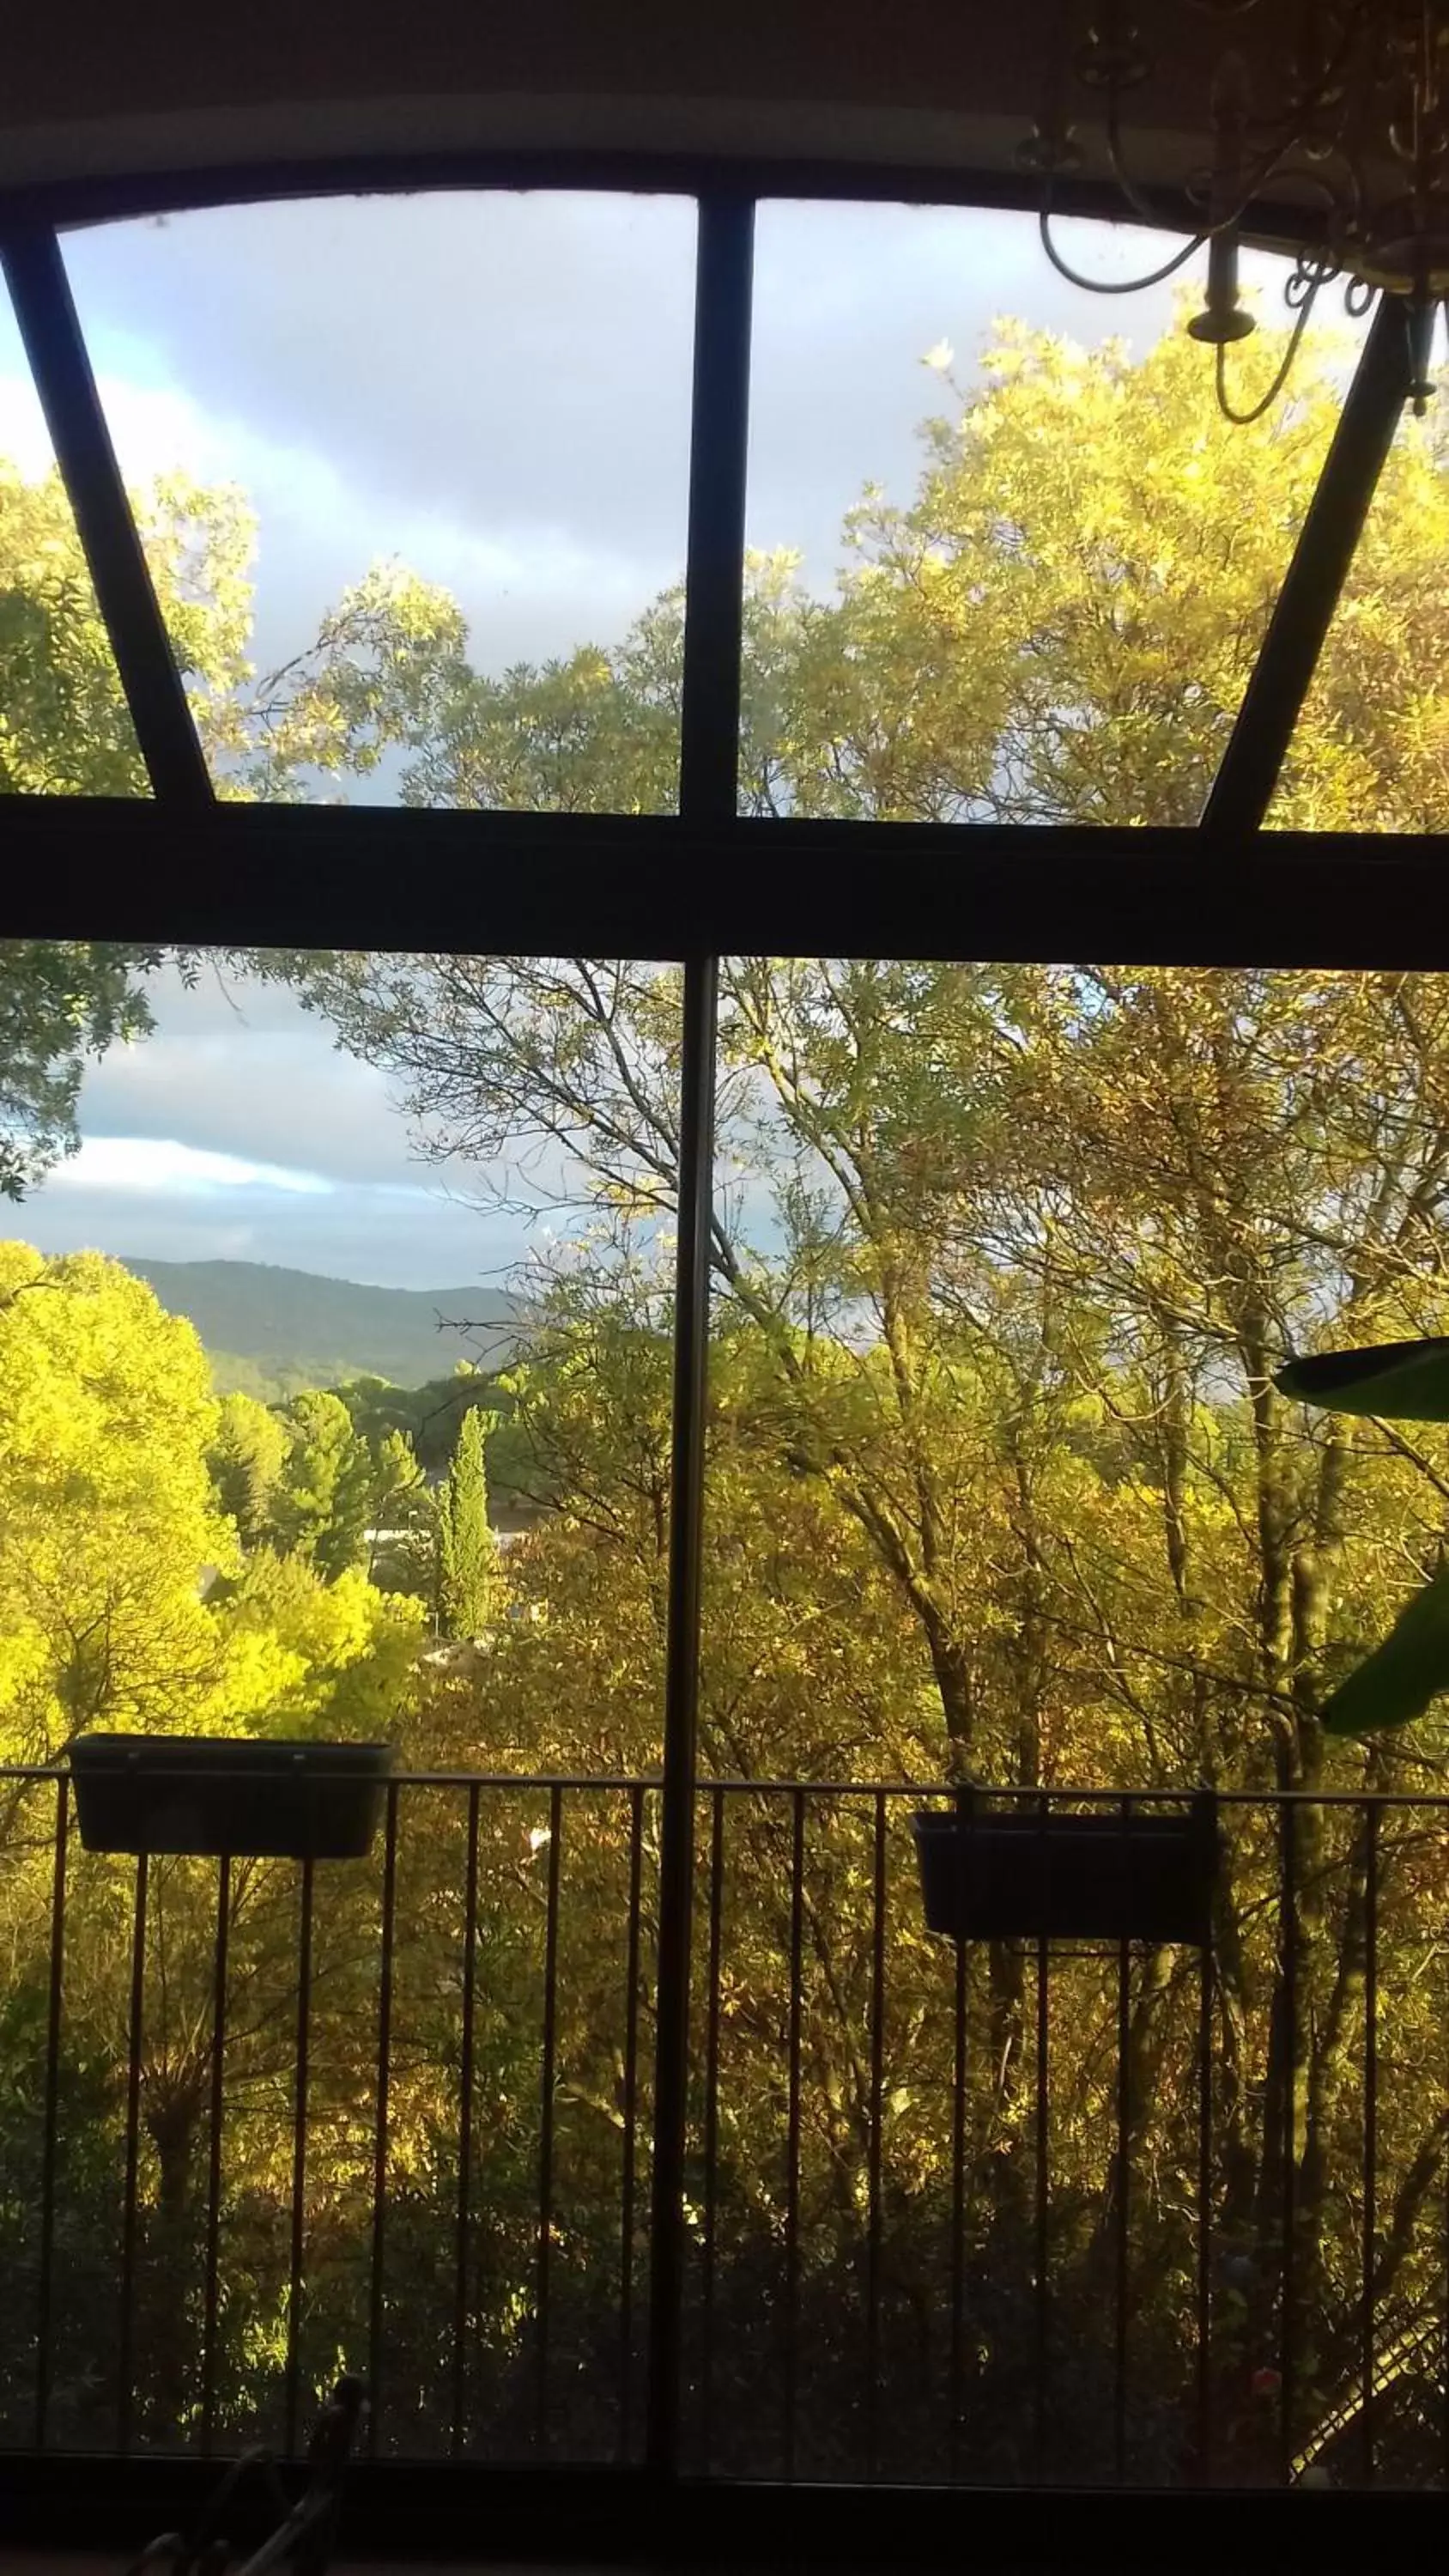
[1,159,1438,969]
[1,150,1444,2492]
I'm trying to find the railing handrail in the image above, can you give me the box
[4,1759,1449,1807]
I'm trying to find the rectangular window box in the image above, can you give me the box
[912,1793,1219,1946]
[69,1735,394,1860]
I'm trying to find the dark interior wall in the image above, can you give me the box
[0,2,1248,197]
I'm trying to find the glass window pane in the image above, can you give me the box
[695,953,1449,2482]
[1,939,677,2457]
[743,204,1371,825]
[62,194,696,809]
[1271,394,1449,830]
[0,272,148,793]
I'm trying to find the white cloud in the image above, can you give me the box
[48,1138,332,1197]
[0,264,674,673]
[0,369,52,478]
[0,354,323,517]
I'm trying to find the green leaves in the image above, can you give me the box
[0,1243,231,1760]
[266,1388,379,1581]
[0,939,167,1198]
[1319,1560,1449,1737]
[1276,1336,1449,1421]
[1276,1337,1449,1733]
[437,1407,500,1640]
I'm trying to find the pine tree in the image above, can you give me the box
[209,1390,289,1549]
[437,1409,499,1639]
[270,1390,375,1580]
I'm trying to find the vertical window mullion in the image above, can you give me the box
[677,191,755,831]
[646,189,754,2482]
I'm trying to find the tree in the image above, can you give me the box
[210,1547,424,1735]
[324,306,1449,832]
[208,1389,289,1548]
[367,1424,437,1598]
[0,941,172,1199]
[337,1366,503,1477]
[0,457,464,1186]
[0,1244,232,1767]
[268,304,1449,1775]
[1,458,464,797]
[1,464,155,795]
[0,1252,430,2440]
[267,1389,377,1580]
[437,1408,500,1639]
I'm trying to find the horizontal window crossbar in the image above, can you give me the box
[6,799,1444,965]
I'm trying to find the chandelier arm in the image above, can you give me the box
[1093,0,1368,264]
[1038,207,1207,294]
[1214,276,1322,424]
[1102,109,1342,296]
[1105,92,1204,231]
[1285,252,1341,310]
[1029,0,1438,428]
[1107,90,1308,241]
[1283,2,1373,131]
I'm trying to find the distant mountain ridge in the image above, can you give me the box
[128,1258,525,1393]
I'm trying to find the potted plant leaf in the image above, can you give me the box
[1275,1334,1449,1736]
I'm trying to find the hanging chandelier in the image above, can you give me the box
[1017,2,1449,420]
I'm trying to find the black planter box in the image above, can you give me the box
[70,1735,394,1860]
[912,1794,1218,1945]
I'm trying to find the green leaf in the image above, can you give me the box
[1321,1562,1449,1737]
[1275,1336,1449,1421]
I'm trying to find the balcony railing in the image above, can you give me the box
[1,1767,1446,2490]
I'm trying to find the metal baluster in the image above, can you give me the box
[117,1851,148,2454]
[866,1791,887,2479]
[1197,1923,1214,2481]
[1114,1801,1131,2485]
[536,1781,563,2451]
[33,1776,69,2451]
[618,1783,645,2461]
[949,1908,968,2482]
[783,1787,805,2479]
[1361,1802,1379,2487]
[1280,1800,1298,2481]
[1034,1797,1050,2483]
[368,1785,398,2458]
[700,1785,725,2473]
[1443,1887,1449,2492]
[284,1856,314,2456]
[452,1783,481,2459]
[201,1853,230,2455]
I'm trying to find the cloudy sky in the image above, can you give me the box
[21,961,524,1286]
[0,193,1320,1286]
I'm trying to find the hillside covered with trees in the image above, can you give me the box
[3,311,1449,2480]
[132,1260,526,1400]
